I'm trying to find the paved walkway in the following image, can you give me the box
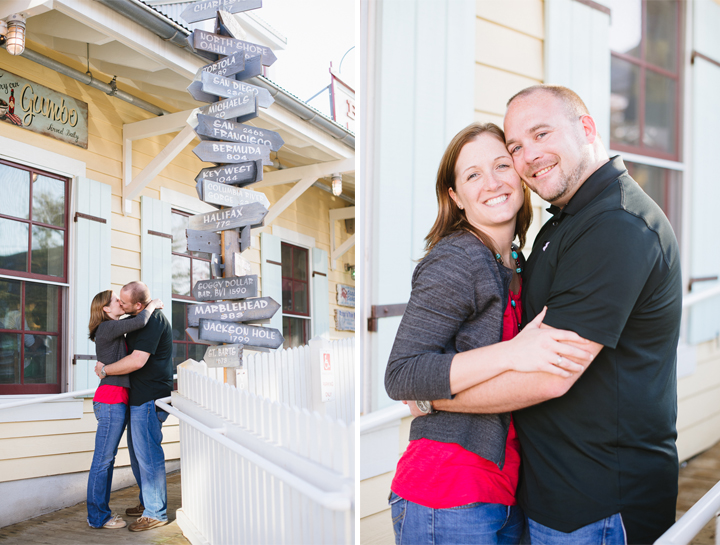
[0,471,189,545]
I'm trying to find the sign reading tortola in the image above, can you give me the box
[198,318,284,349]
[203,344,243,368]
[336,284,355,307]
[192,274,258,301]
[0,70,88,148]
[187,297,280,326]
[335,309,355,331]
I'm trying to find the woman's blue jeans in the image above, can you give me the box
[390,492,525,545]
[87,402,128,528]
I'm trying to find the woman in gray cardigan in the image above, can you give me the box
[86,290,162,530]
[385,123,591,544]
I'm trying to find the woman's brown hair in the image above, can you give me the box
[88,290,113,342]
[424,122,533,257]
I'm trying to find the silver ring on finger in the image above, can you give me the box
[557,355,563,366]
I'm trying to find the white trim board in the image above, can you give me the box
[271,225,316,249]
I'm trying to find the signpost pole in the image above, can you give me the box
[221,228,240,386]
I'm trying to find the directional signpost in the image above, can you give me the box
[182,2,284,386]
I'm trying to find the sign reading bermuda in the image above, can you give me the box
[192,141,271,165]
[187,297,280,326]
[198,319,284,349]
[187,201,268,232]
[192,274,258,301]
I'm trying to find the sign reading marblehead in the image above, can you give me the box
[187,297,280,327]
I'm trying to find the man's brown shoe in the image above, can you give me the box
[125,503,144,517]
[129,516,168,532]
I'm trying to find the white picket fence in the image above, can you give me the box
[171,339,355,545]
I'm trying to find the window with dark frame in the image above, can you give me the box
[0,160,68,394]
[170,210,210,370]
[281,242,310,349]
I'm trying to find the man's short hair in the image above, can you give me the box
[507,84,591,121]
[122,281,151,306]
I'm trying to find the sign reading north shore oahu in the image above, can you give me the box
[200,71,274,108]
[201,53,246,78]
[193,141,271,165]
[186,229,222,254]
[191,30,277,66]
[195,160,262,185]
[335,309,355,331]
[181,0,262,24]
[188,202,267,232]
[201,180,271,209]
[193,274,258,301]
[187,297,280,326]
[195,114,284,150]
[199,319,284,349]
[204,344,243,368]
[336,284,355,307]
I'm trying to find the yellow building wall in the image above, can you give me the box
[0,40,353,484]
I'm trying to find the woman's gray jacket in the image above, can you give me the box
[94,309,152,389]
[384,230,517,467]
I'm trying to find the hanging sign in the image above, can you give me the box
[0,69,88,149]
[336,284,355,307]
[334,309,355,331]
[197,92,256,121]
[200,71,274,108]
[192,141,271,165]
[200,179,270,208]
[198,319,284,349]
[190,30,277,66]
[192,274,258,301]
[186,229,223,254]
[195,114,284,150]
[195,159,263,185]
[181,0,262,24]
[203,344,244,368]
[187,297,280,326]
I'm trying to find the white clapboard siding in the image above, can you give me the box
[73,177,111,391]
[140,195,172,321]
[544,0,611,140]
[688,1,720,343]
[175,367,354,544]
[311,247,329,337]
[260,232,283,335]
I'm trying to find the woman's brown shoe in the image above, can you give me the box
[125,503,144,517]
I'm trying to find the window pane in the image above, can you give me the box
[0,164,29,219]
[172,255,191,296]
[293,247,308,280]
[23,334,57,384]
[283,316,309,349]
[646,0,677,72]
[192,260,210,287]
[0,333,20,384]
[281,244,292,277]
[293,281,308,314]
[31,226,64,277]
[172,213,188,254]
[607,0,641,57]
[172,342,187,371]
[0,218,28,272]
[171,302,187,341]
[610,56,641,147]
[627,162,668,214]
[282,277,292,311]
[32,175,65,227]
[0,279,22,329]
[25,283,59,333]
[644,71,676,153]
[187,343,208,363]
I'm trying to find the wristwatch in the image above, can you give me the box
[100,365,107,378]
[416,400,435,414]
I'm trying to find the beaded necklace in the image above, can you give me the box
[496,244,522,317]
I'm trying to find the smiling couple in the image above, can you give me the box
[385,85,682,545]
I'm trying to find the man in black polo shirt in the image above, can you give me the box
[95,281,174,532]
[434,85,682,544]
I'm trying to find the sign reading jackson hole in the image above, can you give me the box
[0,70,88,148]
[199,319,284,349]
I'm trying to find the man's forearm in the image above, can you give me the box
[104,352,146,375]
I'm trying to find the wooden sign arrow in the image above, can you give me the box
[203,344,243,368]
[187,80,219,104]
[187,229,222,254]
[192,274,258,301]
[195,160,263,187]
[188,202,267,233]
[193,141,271,165]
[181,0,262,24]
[200,71,274,108]
[198,319,284,350]
[201,53,246,79]
[201,180,270,209]
[216,9,245,40]
[187,297,280,326]
[191,29,277,67]
[195,114,284,151]
[233,54,263,81]
[197,92,256,121]
[184,327,219,345]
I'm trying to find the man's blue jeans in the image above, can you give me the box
[127,400,169,522]
[87,402,128,528]
[526,513,626,545]
[390,492,525,544]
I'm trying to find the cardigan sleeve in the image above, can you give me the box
[95,309,152,345]
[385,237,496,401]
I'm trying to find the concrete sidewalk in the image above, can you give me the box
[0,471,189,545]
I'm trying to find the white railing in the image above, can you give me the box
[655,480,720,545]
[173,366,354,545]
[0,388,95,410]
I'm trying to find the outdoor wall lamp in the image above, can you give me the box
[331,173,342,196]
[5,13,26,56]
[0,21,7,47]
